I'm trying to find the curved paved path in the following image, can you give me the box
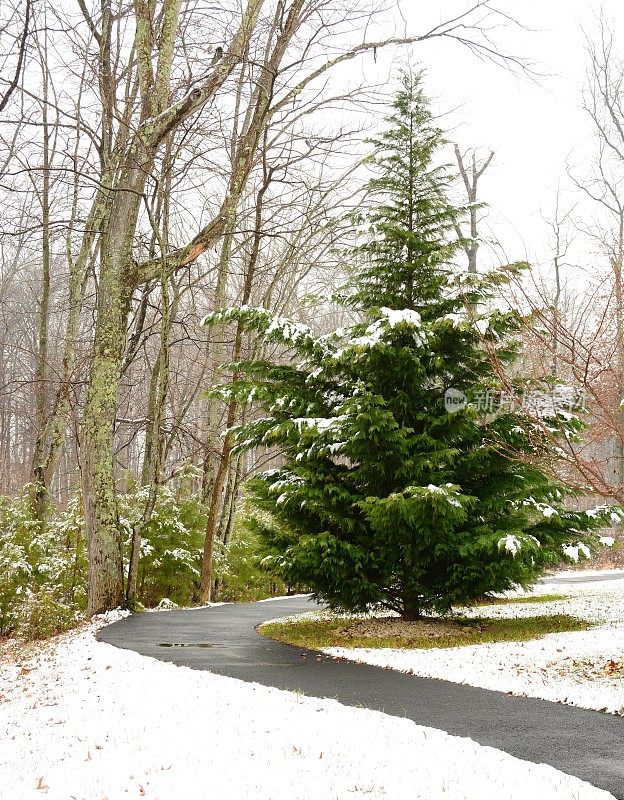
[540,571,624,585]
[98,597,624,798]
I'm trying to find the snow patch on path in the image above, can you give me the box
[257,592,313,603]
[0,619,614,799]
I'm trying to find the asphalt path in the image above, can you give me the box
[98,596,624,798]
[539,570,624,584]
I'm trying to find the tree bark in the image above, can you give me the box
[127,165,175,607]
[199,165,271,601]
[30,44,52,522]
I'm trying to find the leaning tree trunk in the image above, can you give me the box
[199,168,271,602]
[200,221,236,502]
[127,176,174,607]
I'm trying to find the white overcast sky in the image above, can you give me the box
[367,0,624,277]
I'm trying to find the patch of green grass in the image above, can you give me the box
[258,613,590,651]
[469,593,568,607]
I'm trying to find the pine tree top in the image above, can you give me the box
[349,68,471,317]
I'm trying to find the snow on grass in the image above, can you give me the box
[0,616,614,800]
[324,575,624,717]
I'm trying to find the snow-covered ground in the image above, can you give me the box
[324,574,624,716]
[0,613,615,800]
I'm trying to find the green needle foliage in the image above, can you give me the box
[205,70,619,620]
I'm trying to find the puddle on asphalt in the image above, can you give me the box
[157,642,215,648]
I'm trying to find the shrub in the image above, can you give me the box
[213,517,290,602]
[17,590,79,640]
[118,480,206,607]
[0,488,87,636]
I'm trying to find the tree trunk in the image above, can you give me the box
[613,252,624,491]
[83,152,144,615]
[30,27,111,517]
[454,145,493,274]
[127,177,174,608]
[83,247,134,614]
[199,169,270,602]
[30,54,52,523]
[401,586,421,620]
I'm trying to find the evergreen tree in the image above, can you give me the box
[350,70,464,315]
[206,71,618,619]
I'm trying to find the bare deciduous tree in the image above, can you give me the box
[454,144,494,273]
[0,0,31,114]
